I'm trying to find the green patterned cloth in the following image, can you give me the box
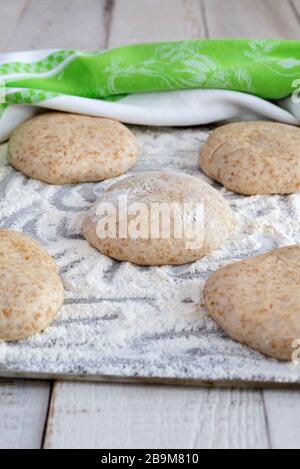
[2,40,300,100]
[1,39,300,141]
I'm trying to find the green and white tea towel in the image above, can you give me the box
[1,39,300,142]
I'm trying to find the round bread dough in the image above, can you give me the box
[0,230,64,341]
[199,122,300,195]
[83,172,234,266]
[204,246,300,360]
[8,112,139,185]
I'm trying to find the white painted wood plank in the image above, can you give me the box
[200,0,300,449]
[5,0,109,52]
[44,382,269,449]
[0,379,50,449]
[1,0,294,451]
[0,0,109,451]
[45,0,269,451]
[289,0,300,23]
[0,0,60,453]
[109,0,205,48]
[264,390,300,449]
[0,0,29,51]
[203,0,300,39]
[41,2,268,443]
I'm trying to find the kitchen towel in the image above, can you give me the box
[1,39,300,142]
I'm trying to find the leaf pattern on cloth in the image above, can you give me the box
[244,40,280,59]
[0,39,300,136]
[103,42,220,96]
[244,39,300,78]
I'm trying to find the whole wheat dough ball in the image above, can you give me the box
[199,122,300,195]
[8,112,139,185]
[83,172,234,266]
[0,230,64,341]
[204,246,300,360]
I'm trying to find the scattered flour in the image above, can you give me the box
[0,126,300,384]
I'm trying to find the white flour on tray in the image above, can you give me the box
[0,126,300,384]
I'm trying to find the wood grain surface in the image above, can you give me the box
[1,0,300,450]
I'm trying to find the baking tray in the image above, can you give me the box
[1,125,300,388]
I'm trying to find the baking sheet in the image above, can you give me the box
[0,126,300,387]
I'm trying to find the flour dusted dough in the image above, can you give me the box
[200,122,300,195]
[8,112,139,185]
[204,246,300,360]
[83,172,234,266]
[0,230,64,341]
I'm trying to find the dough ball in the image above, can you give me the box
[0,230,64,341]
[83,172,234,266]
[204,246,300,360]
[8,112,139,185]
[199,122,300,195]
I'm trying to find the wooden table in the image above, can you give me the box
[1,0,300,450]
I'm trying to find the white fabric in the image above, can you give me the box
[0,50,56,66]
[279,95,300,121]
[0,89,299,142]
